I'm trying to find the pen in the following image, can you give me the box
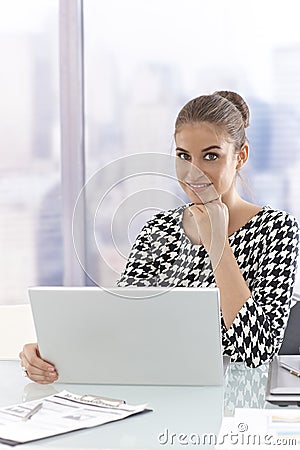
[279,362,300,378]
[22,402,43,421]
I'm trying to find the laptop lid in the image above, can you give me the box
[28,287,223,386]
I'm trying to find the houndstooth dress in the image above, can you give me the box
[117,205,299,368]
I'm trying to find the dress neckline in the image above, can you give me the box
[179,203,268,247]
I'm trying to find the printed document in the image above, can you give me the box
[0,390,149,446]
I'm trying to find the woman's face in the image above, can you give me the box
[175,122,242,204]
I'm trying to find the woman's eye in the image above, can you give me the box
[177,152,190,161]
[204,153,218,161]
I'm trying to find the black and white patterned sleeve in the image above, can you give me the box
[224,212,299,368]
[116,221,159,287]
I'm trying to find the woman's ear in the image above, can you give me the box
[236,144,249,169]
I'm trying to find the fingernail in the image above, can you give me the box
[48,367,55,372]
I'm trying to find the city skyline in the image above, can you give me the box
[1,1,300,302]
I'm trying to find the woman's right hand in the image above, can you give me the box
[188,198,229,270]
[19,343,58,384]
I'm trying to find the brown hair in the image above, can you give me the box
[174,90,250,152]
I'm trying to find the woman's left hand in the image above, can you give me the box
[188,198,229,270]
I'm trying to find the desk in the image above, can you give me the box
[0,360,279,449]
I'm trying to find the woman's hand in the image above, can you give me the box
[188,198,229,270]
[19,343,58,384]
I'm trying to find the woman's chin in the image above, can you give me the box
[188,191,219,205]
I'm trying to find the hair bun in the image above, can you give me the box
[213,90,250,128]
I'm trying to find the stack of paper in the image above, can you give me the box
[0,390,149,446]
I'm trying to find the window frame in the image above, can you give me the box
[59,0,87,285]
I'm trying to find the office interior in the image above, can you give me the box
[1,2,300,448]
[1,0,300,377]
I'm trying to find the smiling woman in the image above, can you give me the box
[19,91,300,382]
[116,91,299,368]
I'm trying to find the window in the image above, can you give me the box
[2,1,299,303]
[83,0,300,290]
[0,1,60,304]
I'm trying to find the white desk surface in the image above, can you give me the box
[0,360,279,449]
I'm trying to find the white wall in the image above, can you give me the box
[0,305,36,359]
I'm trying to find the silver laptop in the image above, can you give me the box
[269,355,300,395]
[266,355,300,406]
[29,287,226,386]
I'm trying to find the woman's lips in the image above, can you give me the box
[186,182,213,191]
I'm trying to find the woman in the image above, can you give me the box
[20,91,299,383]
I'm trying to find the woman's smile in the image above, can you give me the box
[185,181,213,192]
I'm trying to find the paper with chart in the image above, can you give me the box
[0,390,149,445]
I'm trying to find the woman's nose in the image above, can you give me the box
[176,157,206,183]
[186,160,205,180]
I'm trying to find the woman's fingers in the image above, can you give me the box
[22,365,57,384]
[24,360,58,383]
[19,343,58,384]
